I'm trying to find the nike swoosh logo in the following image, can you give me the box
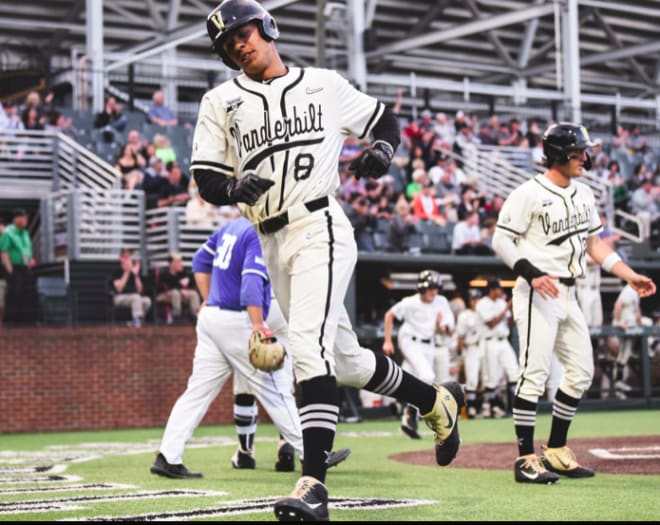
[306,87,323,95]
[307,502,323,509]
[521,470,539,480]
[441,399,454,430]
[558,457,572,469]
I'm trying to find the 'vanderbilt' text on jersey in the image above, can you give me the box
[190,66,384,224]
[495,174,602,278]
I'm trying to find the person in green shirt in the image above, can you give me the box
[0,209,37,325]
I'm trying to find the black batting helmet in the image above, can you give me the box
[542,122,594,170]
[417,269,442,293]
[485,278,502,293]
[207,0,279,70]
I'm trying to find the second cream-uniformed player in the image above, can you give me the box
[492,122,656,484]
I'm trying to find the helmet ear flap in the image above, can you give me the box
[260,14,279,40]
[584,152,592,171]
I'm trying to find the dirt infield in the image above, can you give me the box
[391,435,660,475]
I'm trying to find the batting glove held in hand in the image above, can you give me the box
[227,173,275,205]
[348,140,394,179]
[249,327,286,372]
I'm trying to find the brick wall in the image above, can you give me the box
[0,326,249,433]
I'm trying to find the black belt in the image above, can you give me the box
[559,277,576,286]
[411,336,432,343]
[258,196,329,234]
[485,336,507,341]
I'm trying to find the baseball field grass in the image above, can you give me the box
[2,409,659,521]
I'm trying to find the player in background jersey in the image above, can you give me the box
[382,270,454,439]
[455,288,484,419]
[492,122,656,485]
[192,1,464,519]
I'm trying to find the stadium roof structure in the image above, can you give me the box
[1,0,659,129]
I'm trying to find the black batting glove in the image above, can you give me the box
[227,173,275,205]
[348,140,394,180]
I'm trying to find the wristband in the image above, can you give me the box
[513,258,547,284]
[602,252,622,272]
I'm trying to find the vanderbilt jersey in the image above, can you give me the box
[391,294,454,341]
[190,66,384,224]
[455,308,480,347]
[476,296,510,339]
[495,174,602,278]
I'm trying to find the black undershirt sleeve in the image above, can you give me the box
[371,106,401,152]
[193,169,234,206]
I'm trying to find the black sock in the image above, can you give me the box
[547,389,580,448]
[512,396,537,456]
[234,394,257,452]
[363,353,436,414]
[299,375,339,484]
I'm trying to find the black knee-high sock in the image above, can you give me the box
[363,353,436,414]
[512,395,537,456]
[547,389,581,448]
[234,394,257,452]
[299,375,339,484]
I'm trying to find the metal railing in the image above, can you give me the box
[0,129,119,199]
[40,188,145,263]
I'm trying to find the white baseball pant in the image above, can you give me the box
[512,277,594,401]
[159,306,303,464]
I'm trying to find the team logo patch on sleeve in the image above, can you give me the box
[225,97,244,113]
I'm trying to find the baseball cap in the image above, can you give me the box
[485,278,501,292]
[467,288,482,300]
[12,208,28,219]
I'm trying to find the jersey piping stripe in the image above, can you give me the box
[495,223,524,236]
[318,210,334,376]
[277,69,305,212]
[358,100,384,140]
[242,268,269,281]
[189,160,234,174]
[514,287,535,398]
[243,138,324,171]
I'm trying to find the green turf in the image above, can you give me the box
[1,410,659,521]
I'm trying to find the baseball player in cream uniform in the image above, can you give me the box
[475,279,518,418]
[383,270,454,439]
[193,1,464,519]
[455,289,484,418]
[492,122,656,484]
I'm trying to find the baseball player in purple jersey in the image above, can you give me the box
[151,213,304,478]
[492,122,656,484]
[192,1,464,519]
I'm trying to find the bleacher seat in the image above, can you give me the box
[37,276,76,326]
[416,220,451,254]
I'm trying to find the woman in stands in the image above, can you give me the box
[115,143,145,190]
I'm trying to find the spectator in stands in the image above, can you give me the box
[433,112,454,146]
[480,217,497,254]
[364,178,393,218]
[339,172,366,202]
[591,138,609,175]
[339,135,362,173]
[406,167,427,201]
[111,248,151,328]
[0,102,8,128]
[456,184,479,221]
[115,143,145,190]
[153,133,177,165]
[419,109,434,132]
[625,125,649,165]
[0,217,6,329]
[628,162,651,192]
[630,177,660,234]
[45,110,75,138]
[611,124,629,159]
[477,120,496,146]
[22,105,45,131]
[454,110,469,133]
[603,160,630,217]
[345,192,376,252]
[0,101,24,130]
[0,209,37,326]
[452,120,479,165]
[525,118,543,148]
[156,252,201,325]
[185,179,222,228]
[412,179,447,227]
[94,96,127,142]
[20,91,46,129]
[147,90,178,127]
[451,209,491,255]
[386,195,417,253]
[126,129,150,160]
[156,161,190,208]
[498,118,522,147]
